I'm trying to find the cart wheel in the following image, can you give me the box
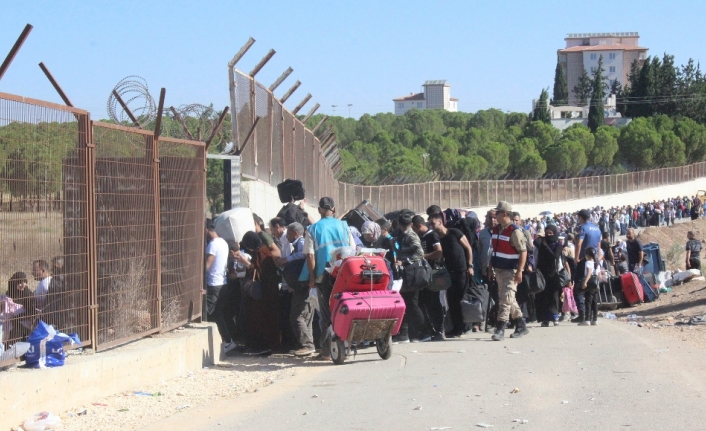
[377,335,392,360]
[331,338,346,365]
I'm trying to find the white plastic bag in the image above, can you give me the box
[23,412,61,431]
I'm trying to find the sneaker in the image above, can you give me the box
[222,341,237,353]
[590,321,598,326]
[293,347,315,356]
[541,322,549,327]
[412,336,432,343]
[577,321,590,326]
[553,320,560,326]
[558,314,566,322]
[392,335,410,344]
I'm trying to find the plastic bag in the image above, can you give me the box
[23,412,61,431]
[25,320,81,368]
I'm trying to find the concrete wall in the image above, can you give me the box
[0,323,218,431]
[242,176,706,222]
[471,177,706,219]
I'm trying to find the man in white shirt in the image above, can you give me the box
[205,221,233,353]
[32,259,53,309]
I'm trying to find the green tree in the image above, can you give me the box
[572,68,593,106]
[532,88,551,124]
[552,61,569,106]
[455,155,488,180]
[618,118,662,169]
[524,121,557,156]
[561,124,595,160]
[591,126,619,167]
[355,114,383,142]
[545,140,587,177]
[588,55,606,133]
[477,141,510,178]
[516,151,547,178]
[674,118,706,163]
[657,130,686,167]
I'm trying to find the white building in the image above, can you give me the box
[558,32,648,105]
[393,80,458,115]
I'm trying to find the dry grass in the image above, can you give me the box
[0,210,63,294]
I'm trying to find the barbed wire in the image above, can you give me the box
[106,76,156,125]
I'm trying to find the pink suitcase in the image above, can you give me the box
[329,255,390,309]
[329,290,406,364]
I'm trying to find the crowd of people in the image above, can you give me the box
[200,192,705,361]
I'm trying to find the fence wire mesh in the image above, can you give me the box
[158,138,205,330]
[92,123,159,349]
[0,94,91,365]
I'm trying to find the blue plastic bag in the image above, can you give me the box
[25,320,81,368]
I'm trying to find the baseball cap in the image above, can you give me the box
[319,197,335,211]
[493,201,513,213]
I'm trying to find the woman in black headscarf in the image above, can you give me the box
[534,225,570,327]
[233,231,281,355]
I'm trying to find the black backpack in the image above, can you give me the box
[277,203,310,227]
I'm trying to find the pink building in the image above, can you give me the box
[558,32,648,105]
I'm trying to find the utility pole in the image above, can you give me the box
[347,104,353,118]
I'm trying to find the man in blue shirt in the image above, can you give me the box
[572,209,601,323]
[575,209,601,261]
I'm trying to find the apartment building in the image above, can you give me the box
[393,80,458,115]
[558,32,648,105]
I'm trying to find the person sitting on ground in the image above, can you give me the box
[686,231,702,272]
[4,272,36,341]
[31,260,59,311]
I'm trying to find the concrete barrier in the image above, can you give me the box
[0,323,218,431]
[475,177,706,219]
[242,177,706,221]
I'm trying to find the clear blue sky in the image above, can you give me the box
[1,1,704,120]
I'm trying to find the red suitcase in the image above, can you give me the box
[330,256,390,309]
[329,290,406,364]
[620,272,644,305]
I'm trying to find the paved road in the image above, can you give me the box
[144,320,706,430]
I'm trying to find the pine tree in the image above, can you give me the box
[533,88,551,124]
[588,55,606,133]
[552,61,569,106]
[572,68,593,106]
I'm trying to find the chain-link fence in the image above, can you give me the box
[0,91,205,366]
[231,70,706,218]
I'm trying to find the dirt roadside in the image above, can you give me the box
[612,217,706,350]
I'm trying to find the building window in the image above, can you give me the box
[609,66,616,73]
[591,67,596,73]
[417,102,423,108]
[590,53,597,60]
[609,52,616,60]
[397,102,404,109]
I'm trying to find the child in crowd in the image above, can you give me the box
[578,247,599,326]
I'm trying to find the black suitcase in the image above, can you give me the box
[354,200,384,223]
[342,209,371,231]
[277,179,305,203]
